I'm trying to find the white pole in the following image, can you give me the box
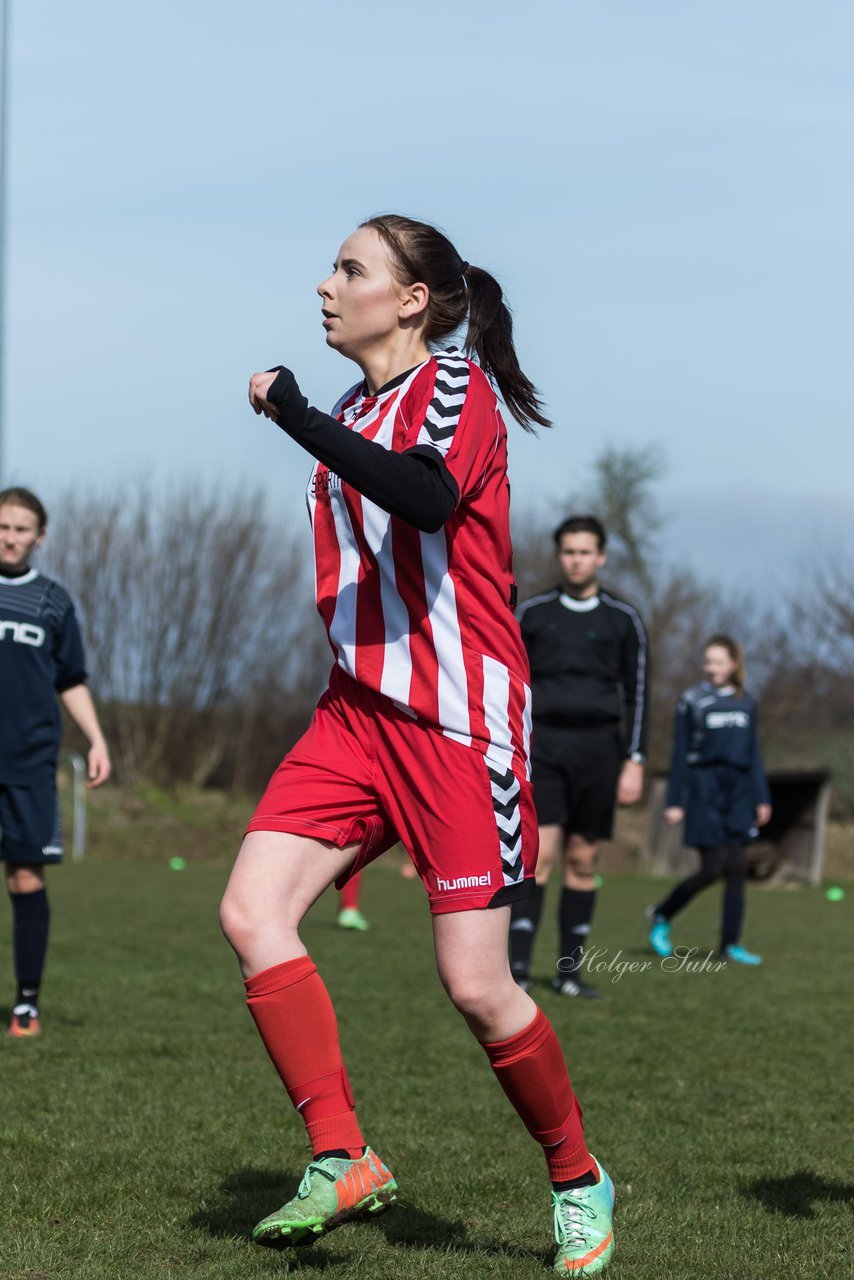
[61,750,88,861]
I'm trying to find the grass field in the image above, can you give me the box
[1,859,852,1280]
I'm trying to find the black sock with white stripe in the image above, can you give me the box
[10,889,50,1012]
[558,888,596,979]
[509,885,545,980]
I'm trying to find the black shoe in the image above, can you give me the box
[552,976,602,1000]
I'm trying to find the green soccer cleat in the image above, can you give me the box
[337,908,370,932]
[7,1004,41,1038]
[721,944,763,966]
[252,1147,397,1248]
[646,906,672,958]
[552,1157,615,1275]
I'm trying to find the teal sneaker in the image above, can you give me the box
[721,944,763,966]
[552,1157,615,1275]
[645,906,672,957]
[252,1147,397,1247]
[337,908,370,932]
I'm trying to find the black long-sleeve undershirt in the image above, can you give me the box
[264,367,459,533]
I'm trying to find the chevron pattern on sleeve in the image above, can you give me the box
[416,349,470,454]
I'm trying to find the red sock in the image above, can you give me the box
[339,871,362,912]
[483,1007,596,1182]
[245,956,364,1159]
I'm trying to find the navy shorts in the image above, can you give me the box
[683,765,756,847]
[0,784,63,864]
[530,723,622,841]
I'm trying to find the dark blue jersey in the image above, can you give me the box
[666,683,770,811]
[0,569,87,784]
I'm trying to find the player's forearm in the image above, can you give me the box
[265,367,459,531]
[59,684,107,748]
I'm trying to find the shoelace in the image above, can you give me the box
[553,1192,596,1250]
[297,1159,344,1200]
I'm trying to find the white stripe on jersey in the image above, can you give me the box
[420,528,471,746]
[327,493,361,677]
[481,654,515,771]
[522,683,533,780]
[321,365,427,678]
[361,502,413,705]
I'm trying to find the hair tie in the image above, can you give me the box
[460,260,470,276]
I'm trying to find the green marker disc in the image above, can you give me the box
[169,857,187,872]
[825,886,845,902]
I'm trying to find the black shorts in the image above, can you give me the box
[530,723,622,841]
[0,784,63,864]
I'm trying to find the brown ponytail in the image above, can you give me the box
[361,214,551,433]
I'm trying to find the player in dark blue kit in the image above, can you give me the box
[647,634,771,966]
[0,488,111,1037]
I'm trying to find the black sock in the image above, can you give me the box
[10,889,50,1010]
[552,1168,599,1192]
[314,1149,358,1162]
[721,843,747,948]
[508,885,545,979]
[558,888,596,978]
[656,847,723,921]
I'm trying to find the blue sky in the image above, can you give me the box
[3,0,852,588]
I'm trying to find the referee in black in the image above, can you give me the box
[510,515,650,998]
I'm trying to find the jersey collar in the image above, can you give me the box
[361,357,431,402]
[559,592,599,613]
[0,567,38,586]
[702,681,735,697]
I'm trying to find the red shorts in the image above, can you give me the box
[247,667,537,914]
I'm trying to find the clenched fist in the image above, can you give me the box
[248,370,281,422]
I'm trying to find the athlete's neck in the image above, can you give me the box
[0,561,33,580]
[561,580,599,601]
[357,336,431,397]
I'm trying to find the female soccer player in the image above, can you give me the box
[220,215,615,1274]
[647,634,772,965]
[336,871,368,931]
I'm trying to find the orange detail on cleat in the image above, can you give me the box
[563,1231,614,1270]
[8,1012,41,1038]
[336,1152,387,1213]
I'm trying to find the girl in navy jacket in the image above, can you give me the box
[647,635,771,965]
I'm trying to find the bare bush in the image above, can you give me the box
[40,461,850,815]
[45,485,329,788]
[511,446,853,811]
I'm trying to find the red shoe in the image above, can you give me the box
[8,1005,41,1038]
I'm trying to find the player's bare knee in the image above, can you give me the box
[218,888,257,954]
[442,974,504,1026]
[6,864,44,894]
[566,861,596,888]
[534,849,557,883]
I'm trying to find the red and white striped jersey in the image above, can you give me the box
[306,350,532,779]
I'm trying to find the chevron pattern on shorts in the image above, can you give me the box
[487,762,524,883]
[419,349,470,450]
